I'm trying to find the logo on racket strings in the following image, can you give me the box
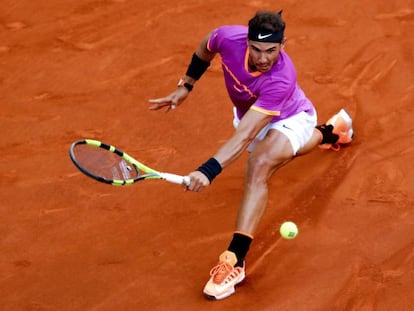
[120,160,133,179]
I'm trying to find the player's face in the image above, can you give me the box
[248,40,282,73]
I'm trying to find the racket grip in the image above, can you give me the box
[161,173,191,186]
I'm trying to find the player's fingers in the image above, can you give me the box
[188,184,203,192]
[148,98,170,106]
[164,99,181,111]
[148,100,172,111]
[149,97,180,111]
[186,175,208,192]
[148,103,165,110]
[148,97,168,103]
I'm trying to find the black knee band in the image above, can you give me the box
[197,157,222,183]
[185,53,211,80]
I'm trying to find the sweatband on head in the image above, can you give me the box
[248,29,284,43]
[185,53,211,80]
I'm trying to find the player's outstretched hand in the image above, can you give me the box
[148,88,189,112]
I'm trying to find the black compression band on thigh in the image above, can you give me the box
[185,53,211,80]
[197,157,222,183]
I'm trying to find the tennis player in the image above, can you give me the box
[149,10,353,300]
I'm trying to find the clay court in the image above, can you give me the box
[1,0,413,310]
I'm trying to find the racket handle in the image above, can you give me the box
[161,173,191,186]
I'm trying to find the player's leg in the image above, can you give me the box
[296,128,321,155]
[203,109,354,299]
[298,108,354,155]
[203,129,293,300]
[203,110,316,300]
[235,129,293,234]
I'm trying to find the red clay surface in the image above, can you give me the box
[1,1,413,310]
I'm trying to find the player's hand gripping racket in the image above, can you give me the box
[69,139,190,186]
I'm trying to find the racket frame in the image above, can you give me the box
[69,139,189,186]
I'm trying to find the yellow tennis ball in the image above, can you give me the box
[280,221,298,239]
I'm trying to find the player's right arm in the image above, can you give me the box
[187,110,273,192]
[148,31,216,111]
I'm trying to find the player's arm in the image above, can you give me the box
[148,31,216,111]
[182,31,217,85]
[187,110,273,191]
[213,110,273,167]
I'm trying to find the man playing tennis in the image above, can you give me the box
[149,10,353,300]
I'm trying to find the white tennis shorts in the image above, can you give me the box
[233,108,317,155]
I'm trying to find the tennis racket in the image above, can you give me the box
[69,139,190,186]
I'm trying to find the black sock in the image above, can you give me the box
[315,124,339,145]
[227,232,253,267]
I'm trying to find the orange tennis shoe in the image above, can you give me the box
[319,108,354,151]
[203,250,245,300]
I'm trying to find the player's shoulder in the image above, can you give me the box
[209,25,248,51]
[214,25,247,38]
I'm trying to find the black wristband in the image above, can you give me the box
[177,78,193,92]
[197,157,222,183]
[186,53,211,80]
[183,82,193,92]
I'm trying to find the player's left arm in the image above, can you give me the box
[181,30,217,85]
[148,31,216,111]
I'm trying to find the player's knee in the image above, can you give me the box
[246,154,286,183]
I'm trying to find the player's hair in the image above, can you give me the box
[248,10,286,33]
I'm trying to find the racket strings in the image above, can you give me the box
[73,144,139,181]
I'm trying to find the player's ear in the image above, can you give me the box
[281,36,287,48]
